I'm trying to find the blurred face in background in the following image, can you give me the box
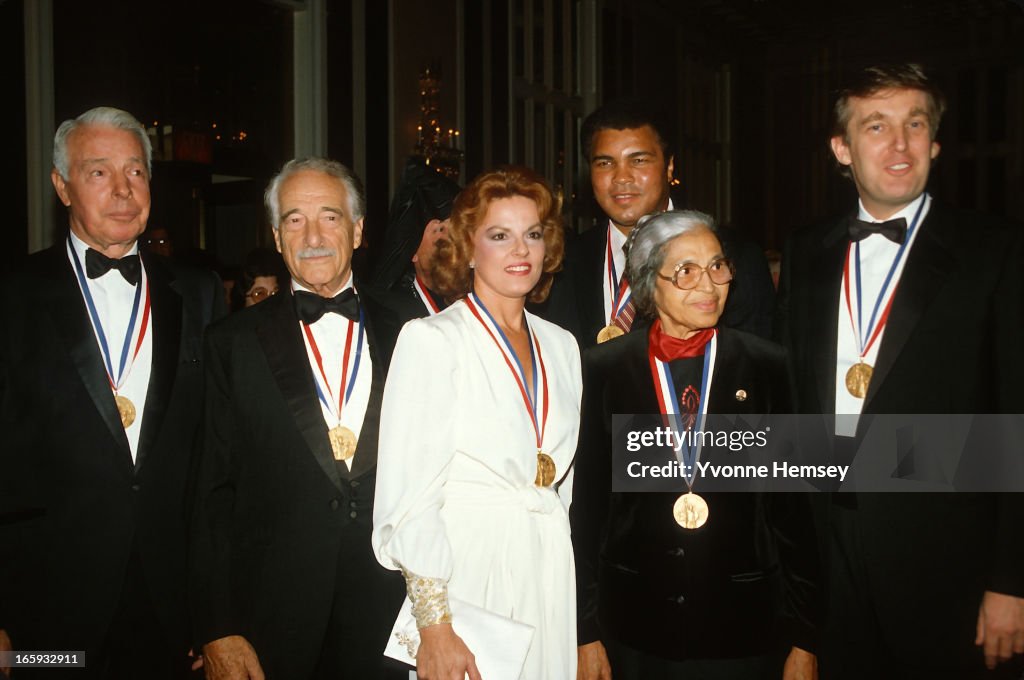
[412,218,449,287]
[245,275,279,307]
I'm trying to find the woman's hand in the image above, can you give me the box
[416,623,482,680]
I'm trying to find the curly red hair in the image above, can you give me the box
[430,165,564,304]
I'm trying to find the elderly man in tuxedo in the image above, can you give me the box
[190,158,406,680]
[776,63,1024,678]
[0,106,224,679]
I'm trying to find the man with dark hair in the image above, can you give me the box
[190,158,406,679]
[776,63,1024,677]
[541,99,775,346]
[0,106,224,678]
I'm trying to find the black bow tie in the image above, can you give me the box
[85,249,141,285]
[294,289,360,324]
[848,217,908,244]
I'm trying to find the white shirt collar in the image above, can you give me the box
[857,192,926,224]
[68,230,140,261]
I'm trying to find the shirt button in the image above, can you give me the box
[131,484,141,492]
[350,480,360,488]
[349,510,358,519]
[349,500,358,508]
[329,499,340,510]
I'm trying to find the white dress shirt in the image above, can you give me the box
[293,275,372,470]
[834,193,931,436]
[67,232,153,462]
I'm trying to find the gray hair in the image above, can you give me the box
[264,157,366,229]
[53,107,152,181]
[625,209,718,318]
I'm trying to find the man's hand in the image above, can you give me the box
[415,623,481,680]
[577,640,611,680]
[975,590,1024,670]
[782,646,817,680]
[1,629,12,678]
[201,635,264,680]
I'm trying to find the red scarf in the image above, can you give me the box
[648,319,715,362]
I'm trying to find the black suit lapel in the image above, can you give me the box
[809,220,850,414]
[42,246,133,468]
[348,285,404,478]
[707,330,741,413]
[256,293,343,490]
[577,225,609,342]
[134,254,182,473]
[864,206,955,409]
[348,307,384,479]
[614,330,661,413]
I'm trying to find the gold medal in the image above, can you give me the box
[672,492,709,529]
[115,394,136,428]
[328,425,357,461]
[845,361,873,399]
[535,452,556,487]
[596,324,624,344]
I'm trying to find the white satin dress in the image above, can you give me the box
[373,299,582,680]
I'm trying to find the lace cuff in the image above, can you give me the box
[402,569,452,629]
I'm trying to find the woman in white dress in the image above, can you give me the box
[372,166,582,680]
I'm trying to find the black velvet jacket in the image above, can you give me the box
[570,324,818,659]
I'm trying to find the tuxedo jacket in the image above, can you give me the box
[536,221,776,348]
[570,325,818,660]
[775,202,1024,653]
[189,284,407,677]
[0,243,223,654]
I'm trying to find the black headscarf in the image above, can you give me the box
[372,157,462,291]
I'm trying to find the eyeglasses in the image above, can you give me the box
[657,258,734,290]
[246,286,278,301]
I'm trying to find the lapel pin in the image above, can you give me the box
[735,389,748,402]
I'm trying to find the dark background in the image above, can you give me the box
[3,0,1022,277]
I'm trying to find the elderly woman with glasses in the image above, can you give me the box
[571,210,819,680]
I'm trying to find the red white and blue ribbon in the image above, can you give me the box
[843,194,928,366]
[648,330,718,487]
[606,228,632,324]
[464,293,549,452]
[67,238,151,396]
[301,306,364,423]
[413,275,442,316]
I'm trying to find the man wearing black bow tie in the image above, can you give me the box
[0,107,224,678]
[190,158,407,679]
[776,64,1024,677]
